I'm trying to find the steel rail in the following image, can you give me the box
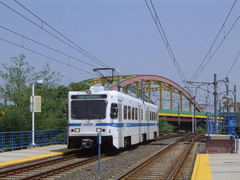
[1,132,198,179]
[0,151,79,178]
[21,155,101,180]
[115,141,180,179]
[166,137,196,180]
[11,146,135,179]
[115,134,202,180]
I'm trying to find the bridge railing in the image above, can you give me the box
[0,130,67,152]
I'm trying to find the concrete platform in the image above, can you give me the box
[0,144,76,167]
[192,153,240,180]
[210,154,240,179]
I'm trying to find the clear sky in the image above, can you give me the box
[1,0,240,104]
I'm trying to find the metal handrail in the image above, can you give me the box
[0,130,67,152]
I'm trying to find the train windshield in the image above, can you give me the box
[71,100,107,120]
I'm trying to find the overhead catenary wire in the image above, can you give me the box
[13,0,110,69]
[190,0,238,81]
[0,37,96,76]
[0,1,110,69]
[226,50,240,77]
[145,0,187,84]
[193,15,240,81]
[0,25,98,68]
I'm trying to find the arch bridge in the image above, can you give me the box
[78,74,204,114]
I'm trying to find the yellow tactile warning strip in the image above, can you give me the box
[0,149,78,167]
[191,154,212,180]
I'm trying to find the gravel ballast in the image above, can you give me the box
[56,137,205,180]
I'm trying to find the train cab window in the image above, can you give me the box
[128,106,131,119]
[71,100,107,120]
[124,105,127,119]
[110,103,118,119]
[141,109,143,121]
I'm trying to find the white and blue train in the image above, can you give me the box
[67,86,159,149]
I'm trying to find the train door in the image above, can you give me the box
[118,100,123,148]
[146,108,150,140]
[138,105,141,142]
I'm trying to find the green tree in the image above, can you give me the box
[0,105,30,131]
[68,82,90,91]
[36,85,68,130]
[159,118,175,131]
[196,123,206,133]
[0,54,65,131]
[0,54,34,106]
[37,63,63,89]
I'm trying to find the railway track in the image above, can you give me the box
[0,144,138,179]
[0,132,203,179]
[115,133,204,180]
[0,150,98,179]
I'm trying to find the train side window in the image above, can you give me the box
[132,107,135,120]
[135,108,138,120]
[141,109,143,121]
[146,110,149,121]
[124,105,127,119]
[138,108,141,121]
[128,106,131,119]
[110,103,118,119]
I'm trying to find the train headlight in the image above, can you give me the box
[96,128,102,132]
[86,89,91,95]
[75,128,80,132]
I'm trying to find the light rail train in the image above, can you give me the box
[67,86,159,149]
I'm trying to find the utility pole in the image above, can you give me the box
[141,79,145,101]
[194,96,196,133]
[213,74,218,133]
[225,77,230,115]
[178,102,180,132]
[234,85,237,113]
[185,80,212,133]
[117,75,121,91]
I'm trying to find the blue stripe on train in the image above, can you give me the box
[68,123,158,127]
[69,123,82,126]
